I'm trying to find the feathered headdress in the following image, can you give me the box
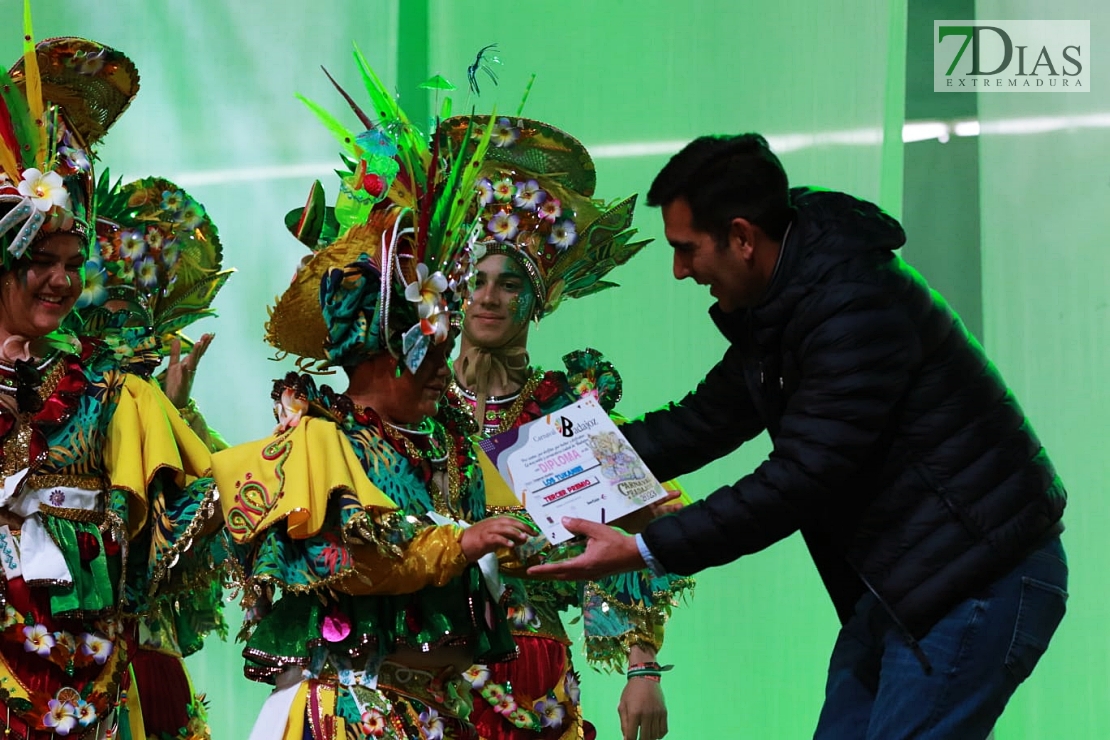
[72,173,232,355]
[0,5,138,267]
[265,46,493,372]
[439,115,650,320]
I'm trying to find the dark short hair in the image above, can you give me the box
[647,133,794,242]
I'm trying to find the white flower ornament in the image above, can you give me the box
[17,168,70,212]
[404,262,448,319]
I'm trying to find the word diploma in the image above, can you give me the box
[479,397,668,543]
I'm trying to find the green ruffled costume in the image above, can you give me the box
[212,373,516,739]
[71,318,228,740]
[447,349,694,739]
[0,339,221,740]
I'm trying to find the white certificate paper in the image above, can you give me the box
[478,397,668,543]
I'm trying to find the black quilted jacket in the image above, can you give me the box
[628,187,1065,641]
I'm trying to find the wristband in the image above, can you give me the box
[626,661,673,682]
[627,671,662,683]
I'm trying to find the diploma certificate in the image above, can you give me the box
[478,397,667,543]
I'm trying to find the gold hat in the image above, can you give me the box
[8,37,140,148]
[263,49,493,371]
[266,207,401,364]
[0,17,128,265]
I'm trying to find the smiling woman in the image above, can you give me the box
[439,116,691,740]
[0,31,226,740]
[0,235,85,350]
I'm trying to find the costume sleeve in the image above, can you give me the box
[642,289,922,576]
[212,417,469,597]
[581,568,694,672]
[621,346,766,482]
[580,475,694,671]
[102,374,222,602]
[104,374,214,537]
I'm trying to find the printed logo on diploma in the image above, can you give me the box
[478,397,668,543]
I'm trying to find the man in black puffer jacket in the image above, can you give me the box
[530,134,1067,739]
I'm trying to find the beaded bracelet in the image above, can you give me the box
[627,670,662,683]
[178,397,199,422]
[626,661,673,682]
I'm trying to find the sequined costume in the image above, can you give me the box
[0,342,220,740]
[447,350,693,740]
[209,48,516,740]
[0,27,221,740]
[213,374,518,740]
[437,116,692,740]
[67,173,236,740]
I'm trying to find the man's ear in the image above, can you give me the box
[729,217,757,259]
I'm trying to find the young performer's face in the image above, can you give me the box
[463,254,534,348]
[0,234,84,342]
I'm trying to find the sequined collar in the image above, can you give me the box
[448,372,544,435]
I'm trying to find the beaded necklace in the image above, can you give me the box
[449,371,544,435]
[382,418,450,467]
[0,354,67,477]
[351,405,468,520]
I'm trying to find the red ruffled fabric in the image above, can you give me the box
[131,648,193,735]
[0,352,90,469]
[469,635,596,740]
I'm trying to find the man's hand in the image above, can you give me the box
[164,334,214,409]
[526,517,645,580]
[459,516,535,563]
[611,488,684,534]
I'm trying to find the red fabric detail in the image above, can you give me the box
[519,401,542,424]
[131,648,192,735]
[77,338,98,362]
[32,359,86,427]
[469,635,593,740]
[35,394,71,425]
[532,378,561,404]
[3,574,48,624]
[53,367,86,396]
[27,428,46,467]
[0,578,136,738]
[102,530,121,557]
[76,531,100,561]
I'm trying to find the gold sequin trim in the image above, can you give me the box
[24,473,104,490]
[38,504,106,525]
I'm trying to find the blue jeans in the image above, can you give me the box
[813,536,1067,740]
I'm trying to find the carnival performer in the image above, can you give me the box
[68,173,235,739]
[210,52,534,740]
[438,116,692,740]
[74,172,232,454]
[0,28,222,740]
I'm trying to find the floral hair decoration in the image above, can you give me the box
[439,116,651,320]
[265,47,494,373]
[71,172,232,354]
[0,8,138,269]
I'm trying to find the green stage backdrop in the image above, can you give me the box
[1,1,1104,737]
